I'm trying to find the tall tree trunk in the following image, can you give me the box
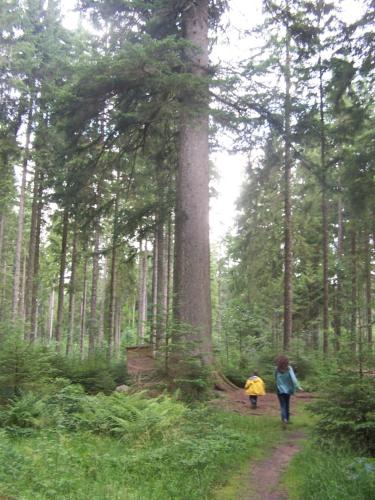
[364,228,372,348]
[80,257,88,358]
[48,289,55,342]
[155,220,167,352]
[319,50,330,355]
[66,222,78,355]
[350,227,357,348]
[151,232,158,350]
[12,104,33,321]
[174,0,212,366]
[54,210,69,350]
[25,167,43,342]
[137,239,148,344]
[283,14,293,352]
[88,216,100,356]
[98,257,107,349]
[108,195,119,357]
[333,196,343,350]
[165,214,174,369]
[0,214,5,266]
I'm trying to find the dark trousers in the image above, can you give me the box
[277,393,291,422]
[249,395,258,408]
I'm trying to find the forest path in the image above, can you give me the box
[213,389,312,499]
[239,430,305,500]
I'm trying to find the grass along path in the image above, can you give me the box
[214,391,312,500]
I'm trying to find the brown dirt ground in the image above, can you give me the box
[212,389,313,499]
[212,388,315,417]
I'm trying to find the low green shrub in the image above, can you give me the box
[310,370,375,455]
[52,354,128,394]
[0,385,187,442]
[285,443,375,500]
[0,339,56,402]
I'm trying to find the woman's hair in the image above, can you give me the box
[276,355,289,372]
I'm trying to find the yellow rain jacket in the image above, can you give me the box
[244,376,266,396]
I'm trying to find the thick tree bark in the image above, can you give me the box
[12,105,33,321]
[283,17,293,352]
[54,210,69,350]
[173,0,212,366]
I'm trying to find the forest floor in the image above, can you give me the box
[213,390,313,499]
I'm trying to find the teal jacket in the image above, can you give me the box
[275,366,301,395]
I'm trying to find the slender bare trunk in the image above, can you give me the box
[333,197,343,351]
[54,210,69,350]
[12,105,33,321]
[283,16,293,352]
[350,227,357,348]
[137,239,148,344]
[174,0,212,366]
[364,228,372,348]
[0,214,4,265]
[19,253,27,322]
[156,221,167,351]
[88,216,100,355]
[108,196,118,357]
[98,257,107,349]
[48,289,55,342]
[66,223,78,355]
[151,232,158,349]
[79,257,88,358]
[26,169,43,342]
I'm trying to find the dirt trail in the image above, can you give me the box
[213,389,312,499]
[241,431,305,500]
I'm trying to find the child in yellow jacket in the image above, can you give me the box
[244,371,266,409]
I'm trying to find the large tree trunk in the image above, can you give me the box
[54,210,69,350]
[283,16,293,352]
[173,0,212,366]
[12,104,33,321]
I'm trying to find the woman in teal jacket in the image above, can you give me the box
[275,355,302,423]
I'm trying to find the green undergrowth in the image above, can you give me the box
[0,388,286,500]
[284,443,375,500]
[214,404,312,500]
